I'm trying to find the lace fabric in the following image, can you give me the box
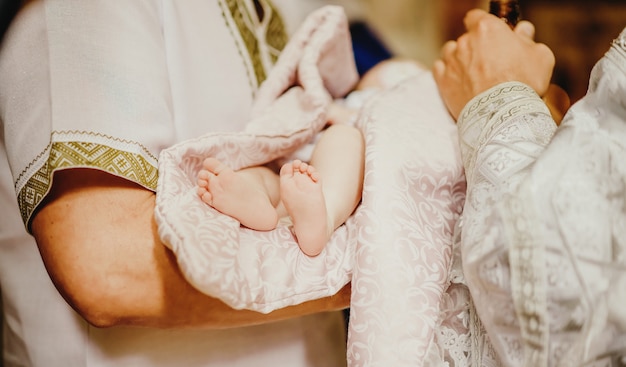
[456,27,626,366]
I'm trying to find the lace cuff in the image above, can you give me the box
[456,82,552,185]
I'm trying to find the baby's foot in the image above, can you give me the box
[279,160,329,257]
[197,158,278,230]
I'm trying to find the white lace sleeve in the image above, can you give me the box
[457,82,557,366]
[458,29,626,366]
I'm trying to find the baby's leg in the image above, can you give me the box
[310,123,364,238]
[197,158,280,231]
[279,160,329,257]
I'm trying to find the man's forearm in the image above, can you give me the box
[31,168,350,328]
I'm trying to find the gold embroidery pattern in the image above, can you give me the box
[17,2,288,228]
[220,0,287,88]
[265,1,288,65]
[18,140,158,228]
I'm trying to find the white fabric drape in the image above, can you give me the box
[458,27,626,366]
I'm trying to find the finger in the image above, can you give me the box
[455,33,471,63]
[536,42,556,70]
[466,8,516,36]
[514,20,535,40]
[440,40,457,61]
[432,59,446,81]
[463,9,491,31]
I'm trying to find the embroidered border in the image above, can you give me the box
[501,193,549,366]
[16,1,288,229]
[219,0,287,90]
[457,82,553,185]
[265,0,288,65]
[18,141,158,229]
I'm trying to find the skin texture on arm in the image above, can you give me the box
[433,9,557,120]
[31,168,350,329]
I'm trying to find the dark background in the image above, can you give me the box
[443,0,626,103]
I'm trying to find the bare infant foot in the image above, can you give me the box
[197,157,278,230]
[279,160,329,257]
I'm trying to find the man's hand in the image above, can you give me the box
[433,9,556,120]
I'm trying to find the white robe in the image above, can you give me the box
[457,27,626,366]
[0,1,347,366]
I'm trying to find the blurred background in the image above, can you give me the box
[276,0,626,103]
[1,0,625,106]
[523,0,626,102]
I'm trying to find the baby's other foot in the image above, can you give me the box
[280,160,329,256]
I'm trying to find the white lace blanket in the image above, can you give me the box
[156,5,359,313]
[155,6,470,366]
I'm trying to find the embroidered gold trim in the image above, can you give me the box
[17,1,288,228]
[219,0,287,88]
[18,141,158,228]
[265,1,288,65]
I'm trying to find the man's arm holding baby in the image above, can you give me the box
[32,168,350,329]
